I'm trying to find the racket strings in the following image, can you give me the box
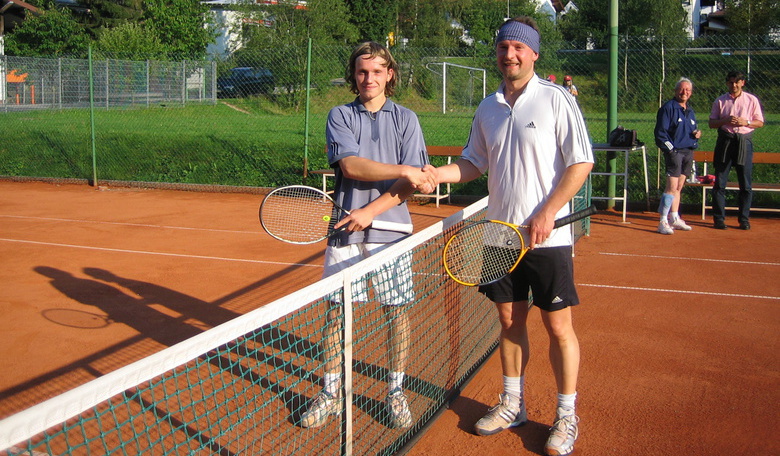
[262,187,337,243]
[444,221,524,286]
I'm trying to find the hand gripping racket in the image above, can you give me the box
[259,185,413,244]
[442,205,597,286]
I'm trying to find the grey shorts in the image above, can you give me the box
[664,148,693,178]
[323,243,414,306]
[478,246,579,312]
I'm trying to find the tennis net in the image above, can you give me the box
[0,194,590,456]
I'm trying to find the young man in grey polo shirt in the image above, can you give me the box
[299,41,435,430]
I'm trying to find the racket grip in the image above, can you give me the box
[553,205,598,228]
[371,220,414,234]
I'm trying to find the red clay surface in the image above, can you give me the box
[1,181,778,455]
[408,208,780,456]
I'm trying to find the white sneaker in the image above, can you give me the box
[657,220,674,235]
[670,217,692,231]
[474,393,527,436]
[386,389,413,428]
[544,407,579,456]
[299,390,342,428]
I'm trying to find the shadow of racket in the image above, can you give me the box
[42,308,112,329]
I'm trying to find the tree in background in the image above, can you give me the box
[240,0,358,47]
[94,21,165,60]
[308,0,360,45]
[347,0,395,42]
[143,0,215,59]
[4,1,89,57]
[395,0,459,48]
[458,0,509,48]
[724,0,780,38]
[557,0,688,48]
[5,0,213,59]
[225,0,359,110]
[78,0,143,33]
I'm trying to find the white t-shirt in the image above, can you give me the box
[461,75,594,247]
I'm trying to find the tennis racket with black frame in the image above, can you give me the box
[442,205,597,286]
[259,185,413,244]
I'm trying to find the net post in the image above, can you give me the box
[342,275,354,456]
[444,241,461,389]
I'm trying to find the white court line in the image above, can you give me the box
[578,283,780,301]
[0,238,321,268]
[600,251,780,267]
[0,214,258,235]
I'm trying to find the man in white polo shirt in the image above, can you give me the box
[427,16,593,456]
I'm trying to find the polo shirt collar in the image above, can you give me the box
[496,74,539,105]
[354,97,395,113]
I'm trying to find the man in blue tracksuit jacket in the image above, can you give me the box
[654,77,702,235]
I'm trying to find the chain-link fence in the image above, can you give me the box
[1,55,216,109]
[1,35,778,208]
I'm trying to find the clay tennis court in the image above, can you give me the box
[1,180,778,455]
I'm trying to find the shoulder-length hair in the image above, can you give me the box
[345,41,399,97]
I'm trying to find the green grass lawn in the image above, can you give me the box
[1,104,777,208]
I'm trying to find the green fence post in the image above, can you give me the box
[89,45,98,187]
[606,0,619,210]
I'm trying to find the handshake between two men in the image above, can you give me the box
[332,160,474,234]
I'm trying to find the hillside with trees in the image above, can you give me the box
[9,0,770,60]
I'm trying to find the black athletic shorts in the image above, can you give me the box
[478,245,579,312]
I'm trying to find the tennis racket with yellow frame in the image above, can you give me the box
[442,205,597,286]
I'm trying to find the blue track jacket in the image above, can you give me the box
[654,99,699,152]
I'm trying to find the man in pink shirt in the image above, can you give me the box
[708,70,764,230]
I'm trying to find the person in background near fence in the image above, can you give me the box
[563,75,578,97]
[547,74,557,83]
[708,70,764,230]
[425,17,593,456]
[654,77,702,235]
[298,41,437,429]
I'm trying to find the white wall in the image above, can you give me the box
[206,7,243,57]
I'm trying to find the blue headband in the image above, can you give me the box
[496,21,540,54]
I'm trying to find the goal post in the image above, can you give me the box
[439,62,487,114]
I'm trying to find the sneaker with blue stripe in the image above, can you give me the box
[474,393,527,436]
[544,407,579,456]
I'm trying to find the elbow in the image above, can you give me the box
[337,157,360,180]
[582,162,594,177]
[579,162,594,174]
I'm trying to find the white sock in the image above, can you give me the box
[670,211,680,221]
[323,372,341,396]
[503,375,524,408]
[557,392,577,415]
[388,371,405,394]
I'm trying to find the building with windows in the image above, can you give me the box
[683,0,722,38]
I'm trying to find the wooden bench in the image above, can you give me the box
[311,145,462,207]
[688,150,780,219]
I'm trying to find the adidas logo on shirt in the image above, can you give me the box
[525,121,536,129]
